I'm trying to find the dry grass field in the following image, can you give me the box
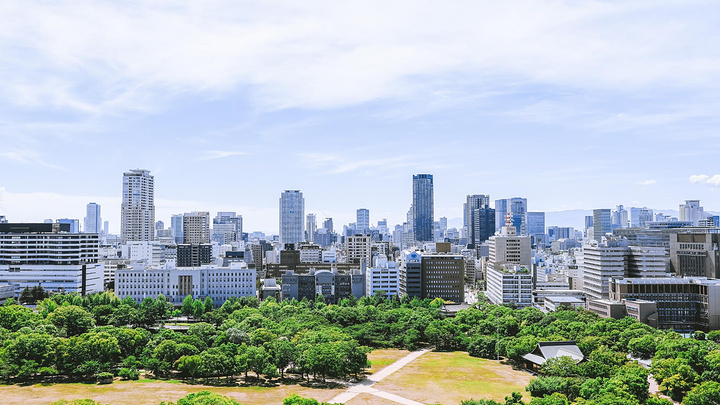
[372,351,533,405]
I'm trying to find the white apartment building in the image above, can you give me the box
[486,265,533,308]
[346,234,372,264]
[121,169,155,243]
[121,241,174,268]
[299,243,322,263]
[366,258,399,299]
[115,261,256,305]
[580,241,627,300]
[487,218,532,272]
[0,223,104,295]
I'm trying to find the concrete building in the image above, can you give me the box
[183,212,210,244]
[487,216,532,273]
[366,258,399,299]
[580,240,627,300]
[548,226,575,241]
[608,276,720,331]
[679,200,705,226]
[279,190,305,246]
[412,174,434,242]
[0,223,104,295]
[486,265,533,308]
[612,205,629,229]
[627,246,670,278]
[669,232,720,278]
[121,241,173,268]
[299,243,322,263]
[280,268,364,304]
[421,253,464,302]
[212,212,242,245]
[346,234,372,265]
[116,262,256,305]
[399,250,422,298]
[121,169,155,243]
[0,284,15,304]
[85,203,102,234]
[57,218,80,234]
[177,244,213,267]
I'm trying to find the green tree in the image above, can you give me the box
[682,381,720,405]
[540,356,579,377]
[48,305,95,337]
[181,295,194,317]
[161,390,242,405]
[203,297,214,313]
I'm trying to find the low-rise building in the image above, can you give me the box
[366,258,399,299]
[115,262,256,305]
[486,265,533,308]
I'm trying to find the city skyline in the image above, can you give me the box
[2,2,720,233]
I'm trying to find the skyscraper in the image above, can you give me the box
[527,211,545,245]
[183,212,211,244]
[170,214,184,244]
[306,213,316,243]
[121,169,155,243]
[494,198,528,235]
[465,195,494,245]
[412,174,434,242]
[356,208,370,234]
[85,203,101,234]
[592,209,612,242]
[279,190,305,246]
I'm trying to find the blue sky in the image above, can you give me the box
[1,0,720,234]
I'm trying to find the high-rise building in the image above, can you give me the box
[170,214,184,244]
[183,212,210,244]
[465,195,490,244]
[306,214,316,243]
[279,190,304,246]
[669,232,720,278]
[494,198,528,236]
[121,169,155,243]
[356,209,370,234]
[412,174,434,242]
[155,221,164,230]
[346,234,372,264]
[679,200,705,226]
[527,212,546,245]
[102,221,109,236]
[323,217,334,234]
[592,209,612,242]
[85,203,101,234]
[487,215,532,273]
[612,205,628,229]
[212,212,242,245]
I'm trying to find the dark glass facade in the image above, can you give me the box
[412,174,434,242]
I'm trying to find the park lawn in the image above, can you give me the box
[366,348,411,374]
[373,351,534,405]
[0,380,344,405]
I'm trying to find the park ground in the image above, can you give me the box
[1,350,533,405]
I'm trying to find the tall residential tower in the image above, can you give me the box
[121,169,155,243]
[412,174,434,242]
[279,190,305,246]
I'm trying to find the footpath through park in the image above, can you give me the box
[329,349,430,404]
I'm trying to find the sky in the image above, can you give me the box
[1,0,720,234]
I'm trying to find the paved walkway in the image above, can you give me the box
[329,349,429,404]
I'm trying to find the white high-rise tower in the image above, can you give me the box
[279,190,304,246]
[85,202,101,234]
[121,169,155,243]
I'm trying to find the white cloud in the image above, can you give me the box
[689,174,709,183]
[688,174,720,187]
[198,150,247,161]
[638,179,656,186]
[1,1,719,114]
[706,175,720,187]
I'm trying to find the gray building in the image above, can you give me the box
[85,203,101,234]
[280,269,364,304]
[121,169,155,243]
[670,232,720,278]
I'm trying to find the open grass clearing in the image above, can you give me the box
[345,393,398,405]
[366,348,411,375]
[372,351,534,405]
[0,380,344,405]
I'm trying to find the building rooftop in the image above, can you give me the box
[613,277,720,286]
